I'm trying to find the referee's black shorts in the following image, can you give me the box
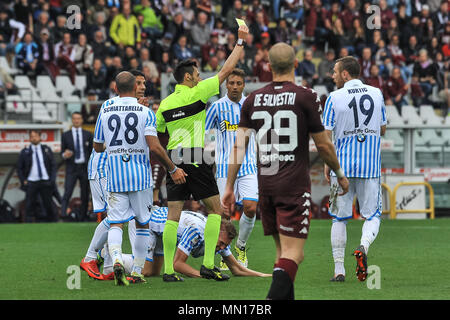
[166,162,219,201]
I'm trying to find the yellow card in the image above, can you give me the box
[235,18,247,27]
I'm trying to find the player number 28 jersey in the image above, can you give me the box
[93,96,157,192]
[322,79,387,178]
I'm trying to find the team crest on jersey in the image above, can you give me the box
[357,133,366,143]
[122,154,130,162]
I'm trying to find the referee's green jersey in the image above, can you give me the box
[156,75,220,150]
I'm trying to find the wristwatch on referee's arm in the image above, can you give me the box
[168,166,178,175]
[236,38,244,46]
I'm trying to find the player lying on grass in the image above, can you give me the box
[82,206,271,281]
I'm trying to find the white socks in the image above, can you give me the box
[236,212,256,249]
[132,227,150,274]
[128,219,136,257]
[108,226,123,265]
[360,217,381,255]
[84,219,110,261]
[331,219,347,276]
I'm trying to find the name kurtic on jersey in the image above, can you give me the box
[103,105,144,113]
[347,88,368,94]
[253,92,297,107]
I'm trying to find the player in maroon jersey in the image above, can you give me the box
[222,42,349,300]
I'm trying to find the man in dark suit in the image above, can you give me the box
[17,129,57,222]
[61,112,93,221]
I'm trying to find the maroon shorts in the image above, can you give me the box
[259,192,312,239]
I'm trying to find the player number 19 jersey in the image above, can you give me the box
[322,79,387,178]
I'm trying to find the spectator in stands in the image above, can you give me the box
[413,48,439,103]
[318,49,335,93]
[375,39,390,66]
[37,28,58,82]
[142,64,160,101]
[86,57,106,98]
[433,1,449,35]
[33,11,54,41]
[60,112,93,222]
[14,0,33,33]
[166,12,185,44]
[181,0,195,31]
[385,67,409,114]
[172,34,194,63]
[213,18,228,45]
[428,37,441,60]
[236,49,252,79]
[249,10,269,44]
[304,0,330,49]
[53,15,67,44]
[402,16,423,48]
[282,0,304,29]
[329,18,352,55]
[226,0,246,30]
[379,56,394,79]
[360,47,375,80]
[273,18,295,45]
[157,50,174,74]
[190,11,212,55]
[365,64,384,90]
[87,11,108,43]
[350,18,366,57]
[140,47,159,80]
[86,0,110,25]
[0,8,24,56]
[296,48,319,87]
[404,35,421,66]
[109,4,141,51]
[73,33,94,75]
[54,32,76,84]
[0,65,18,98]
[246,0,269,25]
[196,0,212,17]
[15,32,39,77]
[410,74,425,108]
[339,0,360,32]
[202,55,220,72]
[379,0,396,30]
[201,31,224,68]
[122,45,136,69]
[91,30,108,60]
[134,0,163,40]
[17,129,57,223]
[339,47,349,59]
[259,32,272,51]
[253,48,272,82]
[81,89,101,124]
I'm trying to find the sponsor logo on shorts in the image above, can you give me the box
[279,224,294,232]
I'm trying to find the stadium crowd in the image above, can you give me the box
[0,0,449,113]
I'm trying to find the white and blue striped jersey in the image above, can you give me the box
[205,95,257,178]
[93,96,157,192]
[322,79,387,178]
[177,210,232,259]
[87,149,108,180]
[149,205,168,235]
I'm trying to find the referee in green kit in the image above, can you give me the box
[157,24,249,282]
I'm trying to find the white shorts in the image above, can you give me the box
[329,177,382,221]
[90,176,108,213]
[107,188,153,225]
[217,174,259,205]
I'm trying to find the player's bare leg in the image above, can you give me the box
[267,234,305,300]
[162,200,184,282]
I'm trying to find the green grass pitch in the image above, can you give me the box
[1,218,449,300]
